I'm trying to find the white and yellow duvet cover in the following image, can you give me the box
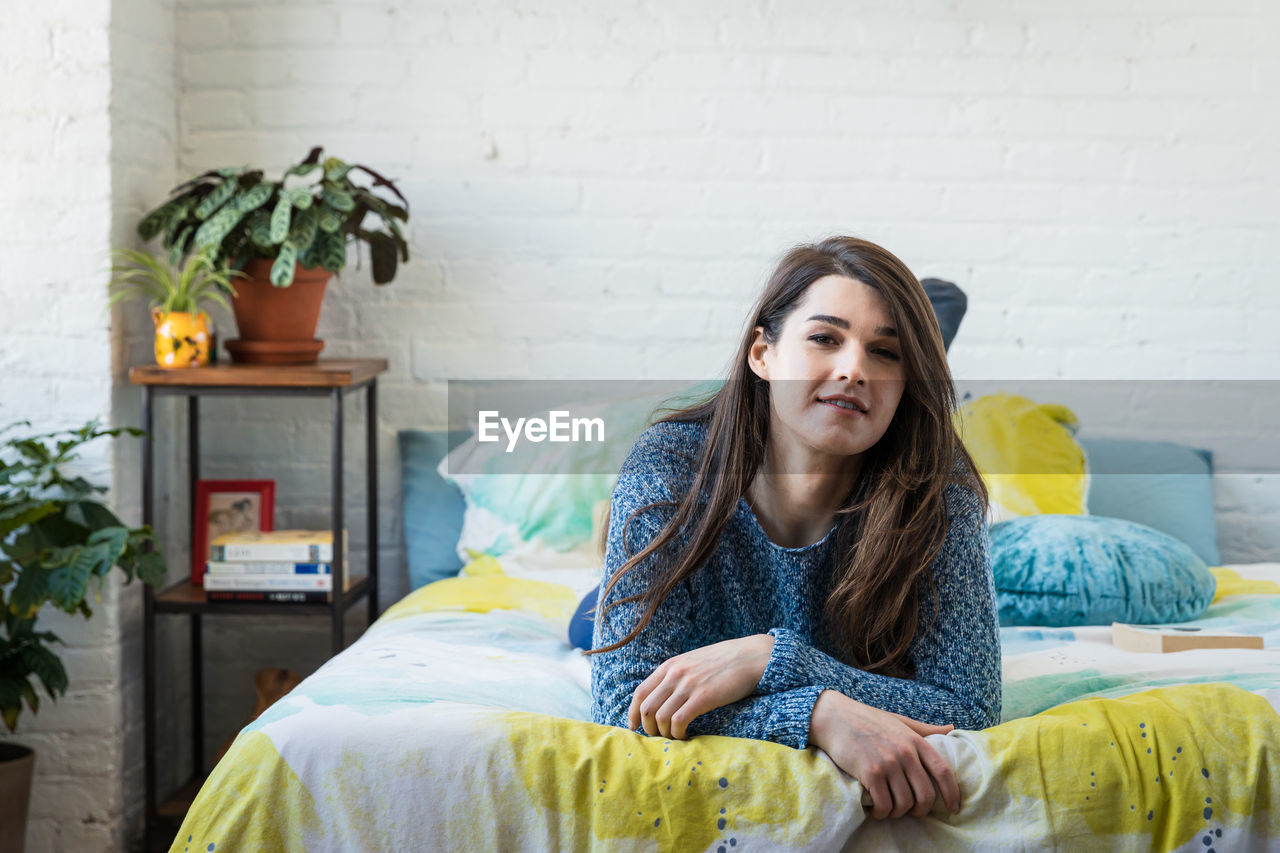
[171,563,1280,852]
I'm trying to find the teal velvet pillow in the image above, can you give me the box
[990,515,1216,628]
[399,429,471,588]
[1079,435,1220,565]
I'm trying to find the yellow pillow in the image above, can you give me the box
[953,392,1089,522]
[380,558,578,626]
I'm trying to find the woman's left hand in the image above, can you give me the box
[628,634,774,739]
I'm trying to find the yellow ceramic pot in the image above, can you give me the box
[152,308,212,368]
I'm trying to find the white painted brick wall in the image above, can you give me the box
[0,1,129,850]
[3,2,1280,848]
[1,0,176,849]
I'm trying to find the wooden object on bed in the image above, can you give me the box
[1112,622,1265,653]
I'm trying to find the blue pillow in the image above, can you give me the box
[990,515,1216,627]
[1079,436,1220,565]
[568,584,599,650]
[399,429,471,588]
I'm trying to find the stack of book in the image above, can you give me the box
[205,530,345,604]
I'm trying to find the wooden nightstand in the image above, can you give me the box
[129,358,387,850]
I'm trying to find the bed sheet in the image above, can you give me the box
[170,560,1280,852]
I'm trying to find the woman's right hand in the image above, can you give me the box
[808,690,961,820]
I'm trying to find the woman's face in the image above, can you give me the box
[748,274,907,468]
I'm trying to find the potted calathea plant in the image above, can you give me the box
[136,145,410,365]
[105,244,246,368]
[0,420,164,850]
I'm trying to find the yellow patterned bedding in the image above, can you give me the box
[171,563,1280,852]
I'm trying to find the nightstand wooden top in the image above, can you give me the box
[129,358,388,388]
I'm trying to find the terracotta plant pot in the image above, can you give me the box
[226,259,334,365]
[152,308,212,368]
[0,743,35,853]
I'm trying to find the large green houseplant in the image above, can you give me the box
[0,419,165,849]
[136,145,411,364]
[1,419,165,730]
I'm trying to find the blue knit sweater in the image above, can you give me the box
[589,420,1001,750]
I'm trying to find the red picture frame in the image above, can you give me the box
[192,479,275,586]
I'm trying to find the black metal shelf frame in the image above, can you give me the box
[140,378,379,847]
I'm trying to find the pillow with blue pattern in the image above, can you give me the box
[990,514,1216,628]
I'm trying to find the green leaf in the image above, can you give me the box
[47,544,105,610]
[2,697,19,732]
[271,243,298,286]
[287,206,319,253]
[286,187,314,210]
[169,226,193,267]
[299,231,321,269]
[285,161,323,179]
[22,644,68,699]
[387,219,409,262]
[269,195,292,244]
[367,231,397,284]
[234,181,275,215]
[193,203,242,252]
[194,179,238,220]
[21,682,39,715]
[161,197,196,248]
[86,527,128,569]
[138,196,185,242]
[320,185,355,212]
[316,229,346,272]
[361,193,409,223]
[12,440,51,464]
[0,500,58,540]
[136,550,166,587]
[9,560,49,618]
[248,210,273,247]
[324,161,353,183]
[68,501,121,530]
[317,208,343,234]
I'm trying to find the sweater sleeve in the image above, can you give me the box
[589,433,827,750]
[755,481,1002,730]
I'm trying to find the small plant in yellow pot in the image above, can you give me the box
[106,245,246,368]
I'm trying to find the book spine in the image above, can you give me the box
[203,574,333,592]
[205,561,332,575]
[206,590,330,604]
[209,543,335,562]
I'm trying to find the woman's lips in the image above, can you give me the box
[818,399,865,417]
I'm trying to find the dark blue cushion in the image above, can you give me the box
[1079,436,1220,565]
[922,278,967,352]
[398,429,471,589]
[990,515,1216,627]
[568,584,599,650]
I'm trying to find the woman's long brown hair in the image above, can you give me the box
[583,236,988,679]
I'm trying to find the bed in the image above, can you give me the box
[169,389,1280,852]
[168,548,1280,852]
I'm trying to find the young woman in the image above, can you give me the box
[585,236,1000,821]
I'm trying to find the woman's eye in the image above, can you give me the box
[876,349,900,360]
[809,334,836,345]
